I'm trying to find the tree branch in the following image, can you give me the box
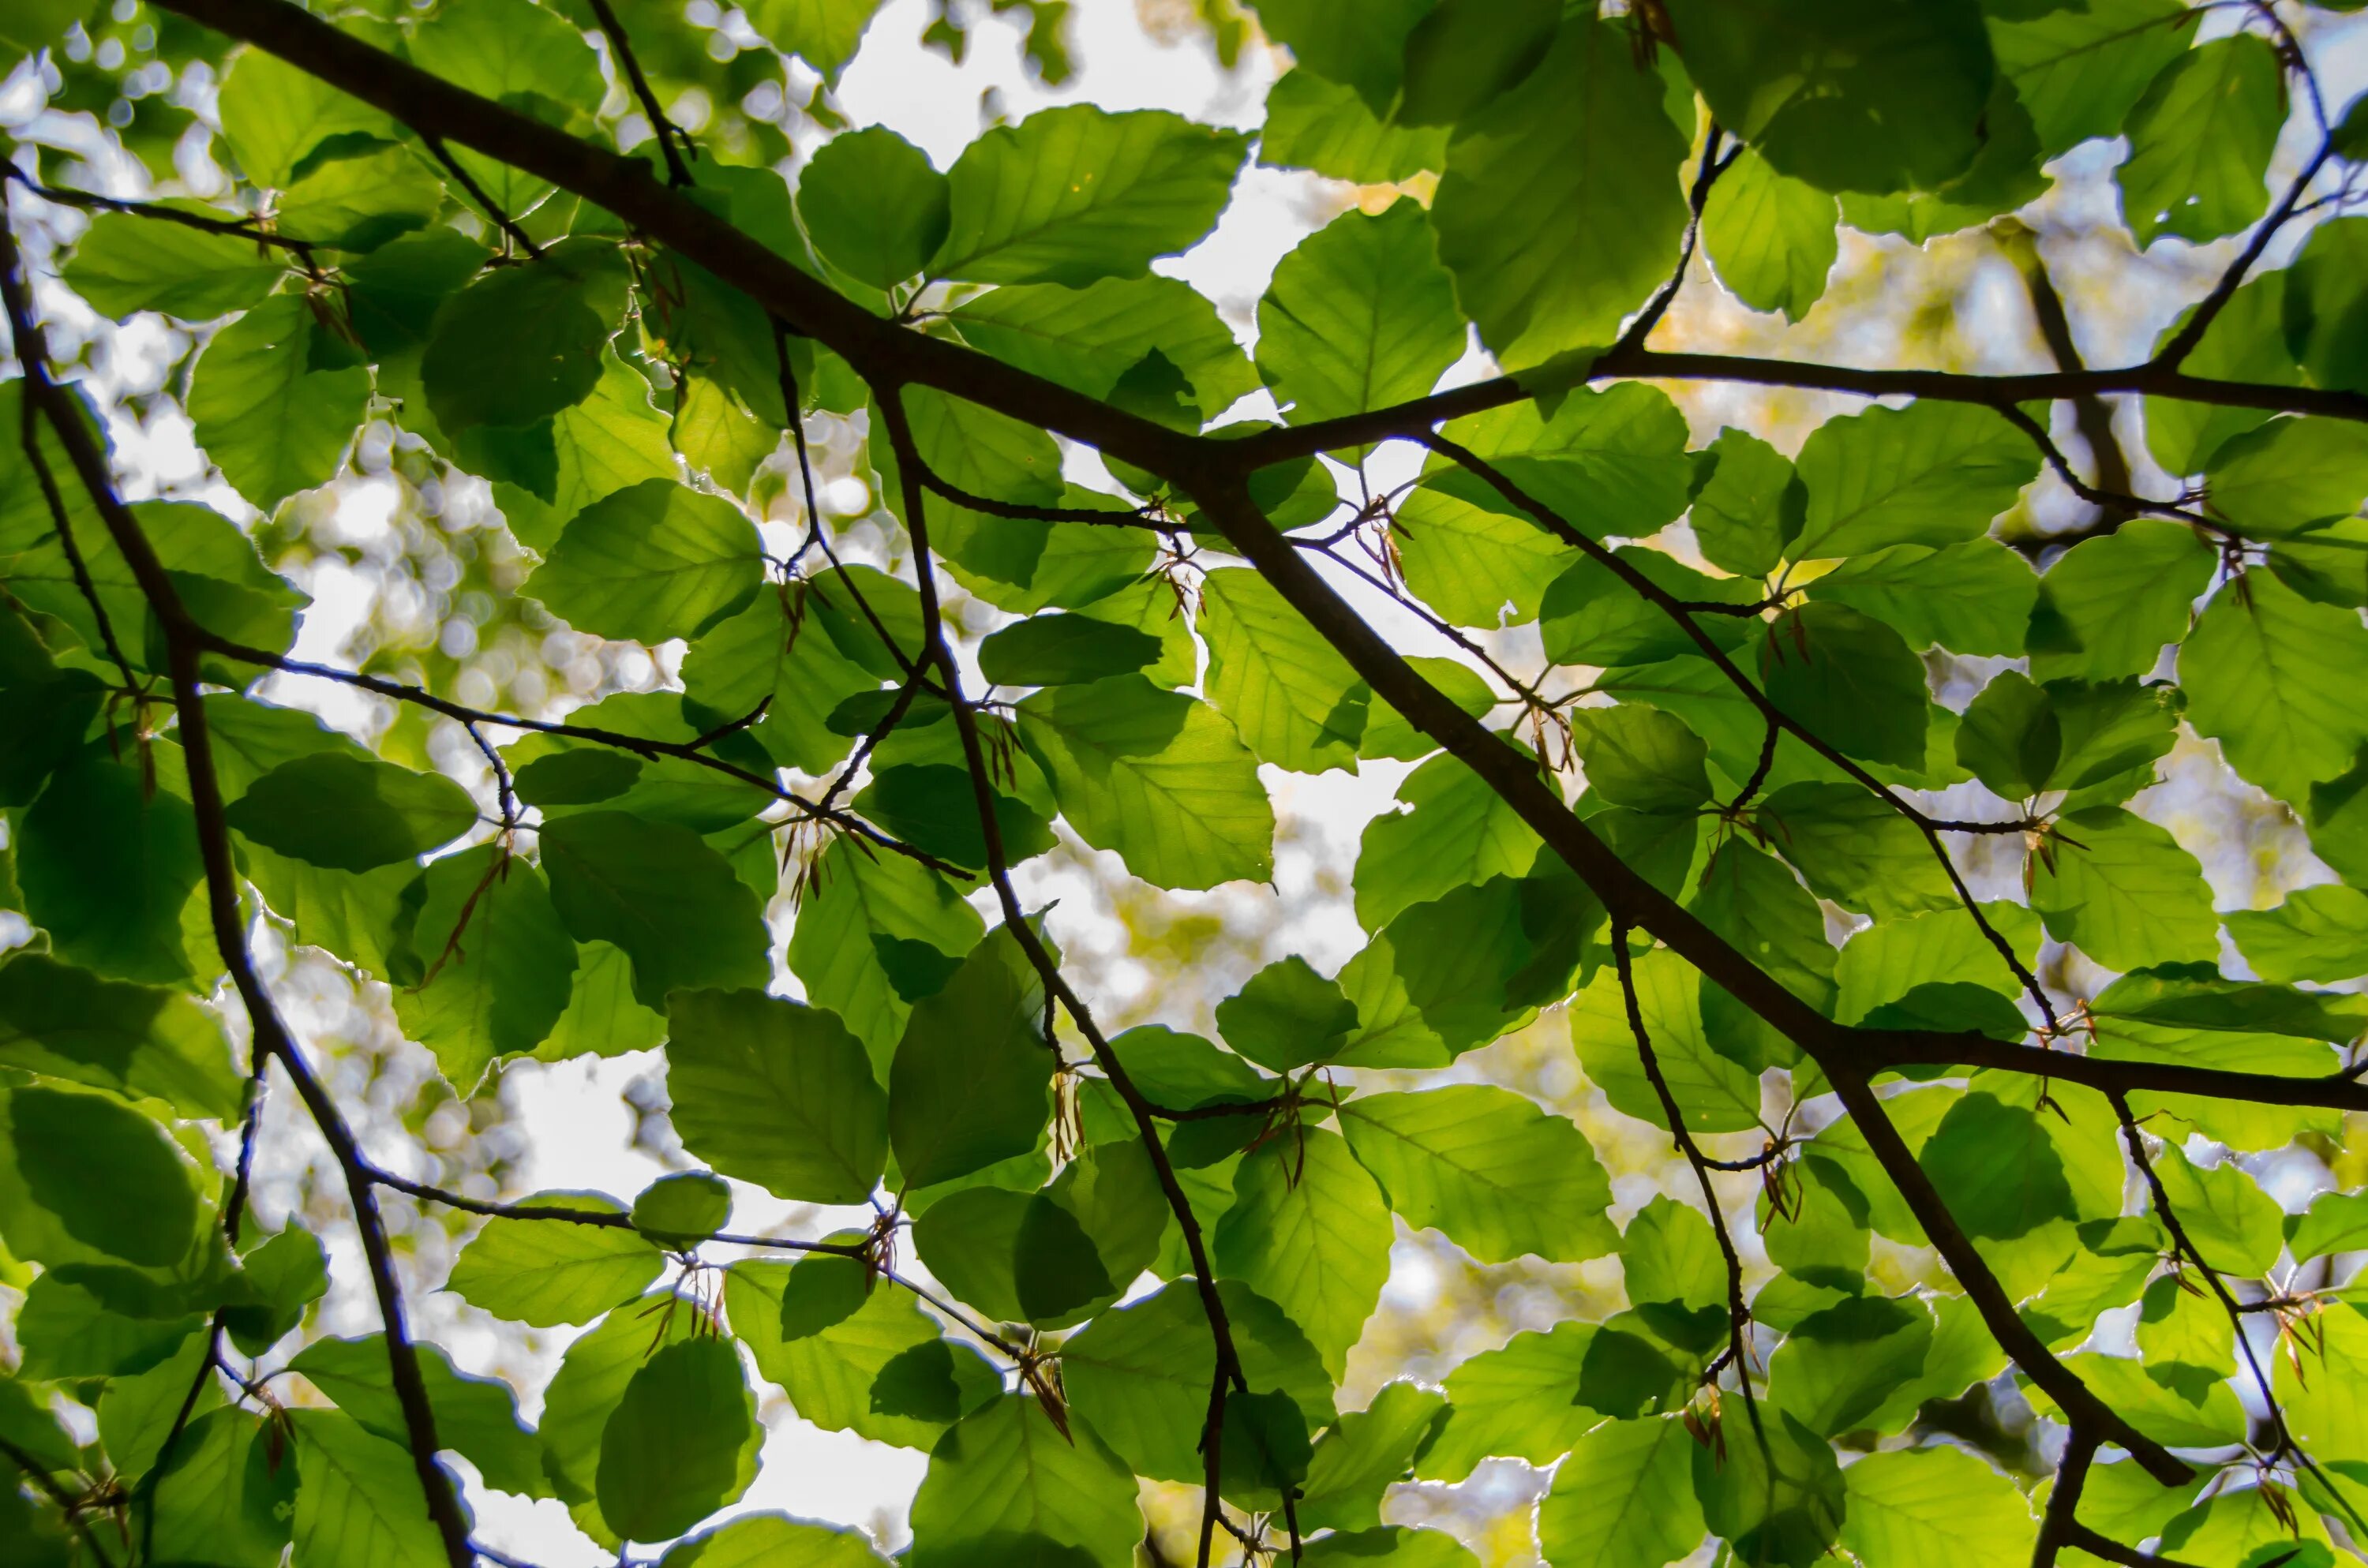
[149,0,2368,505]
[585,0,692,188]
[2,234,475,1568]
[879,389,1246,1566]
[1613,920,1761,1430]
[1423,428,2061,1032]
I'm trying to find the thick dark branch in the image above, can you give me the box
[1826,1071,2190,1484]
[2063,1524,2205,1568]
[1425,429,2059,1030]
[2033,1427,2099,1568]
[1874,1032,2368,1115]
[2,236,477,1568]
[1179,471,2190,1483]
[1250,350,2368,469]
[150,0,2366,500]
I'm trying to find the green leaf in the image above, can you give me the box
[443,1192,661,1327]
[1990,0,2198,159]
[1916,1091,2074,1240]
[1688,840,1838,1057]
[1536,1415,1704,1568]
[496,354,684,546]
[2180,573,2368,806]
[1296,1381,1450,1533]
[890,928,1053,1189]
[1060,1276,1332,1484]
[1538,547,1758,670]
[1758,782,1959,920]
[662,1514,890,1568]
[728,1259,995,1450]
[1199,566,1369,772]
[2119,35,2285,245]
[1338,1084,1617,1263]
[597,1337,758,1544]
[2031,806,2220,971]
[2150,1143,2281,1275]
[225,753,474,873]
[2203,417,2368,539]
[19,753,200,984]
[1017,675,1275,889]
[421,241,625,435]
[407,0,602,217]
[1430,374,1695,521]
[1258,69,1445,184]
[1412,1322,1619,1482]
[1392,484,1582,628]
[1758,602,1931,769]
[630,1171,732,1248]
[1689,426,1804,579]
[978,614,1161,687]
[1810,538,2038,656]
[1395,0,1559,125]
[2285,217,2368,397]
[394,847,577,1091]
[525,479,764,646]
[2276,1300,2368,1467]
[2036,1353,2245,1448]
[745,0,884,83]
[273,146,440,252]
[219,1224,329,1357]
[930,107,1248,286]
[2147,274,2297,476]
[798,126,950,290]
[906,1394,1142,1568]
[1672,0,1995,194]
[2028,518,2217,682]
[62,215,286,322]
[666,988,887,1205]
[9,1084,200,1267]
[1790,401,2037,560]
[148,1409,296,1568]
[1770,1294,1934,1436]
[1215,955,1358,1071]
[1257,200,1466,428]
[2227,885,2368,983]
[1702,151,1840,322]
[0,952,243,1121]
[786,835,982,1071]
[953,276,1255,420]
[180,294,365,507]
[539,1288,706,1504]
[288,1409,448,1568]
[1358,656,1497,761]
[538,939,668,1064]
[1692,1409,1846,1568]
[538,810,772,1009]
[1838,1446,2036,1565]
[1570,949,1764,1134]
[1354,751,1542,933]
[1568,705,1713,812]
[1251,0,1432,112]
[289,1334,547,1499]
[215,45,395,189]
[1429,18,1688,367]
[1216,1128,1393,1378]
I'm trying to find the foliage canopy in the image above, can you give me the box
[4,0,2368,1565]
